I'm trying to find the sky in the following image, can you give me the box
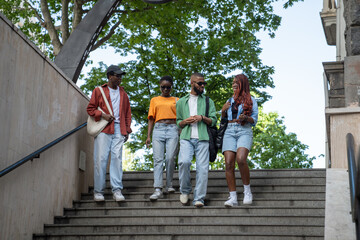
[80,0,335,168]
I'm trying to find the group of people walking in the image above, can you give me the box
[87,65,258,208]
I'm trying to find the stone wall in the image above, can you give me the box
[0,13,94,239]
[344,0,360,56]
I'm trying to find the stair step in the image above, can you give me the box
[113,178,326,186]
[73,198,325,208]
[34,232,325,240]
[121,169,326,179]
[43,223,324,235]
[53,214,324,226]
[81,191,325,200]
[89,185,326,193]
[64,206,325,216]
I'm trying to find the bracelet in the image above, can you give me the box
[201,115,204,121]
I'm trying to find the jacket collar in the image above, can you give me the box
[101,83,124,91]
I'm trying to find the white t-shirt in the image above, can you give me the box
[188,94,198,139]
[108,86,120,123]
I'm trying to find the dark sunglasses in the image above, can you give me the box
[113,74,123,78]
[196,81,207,87]
[160,86,172,90]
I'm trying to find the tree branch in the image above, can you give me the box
[88,4,156,50]
[72,0,84,31]
[24,0,44,24]
[90,20,121,51]
[61,0,70,43]
[40,0,62,55]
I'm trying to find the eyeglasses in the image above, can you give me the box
[160,86,172,90]
[114,74,123,78]
[196,82,207,87]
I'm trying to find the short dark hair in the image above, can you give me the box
[159,75,173,85]
[191,72,204,79]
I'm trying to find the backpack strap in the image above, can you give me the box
[205,96,209,118]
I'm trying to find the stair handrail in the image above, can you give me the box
[346,133,360,239]
[0,122,87,178]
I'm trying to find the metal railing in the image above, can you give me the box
[346,133,360,239]
[0,122,87,178]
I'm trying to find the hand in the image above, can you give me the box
[145,137,151,148]
[183,116,197,125]
[193,115,203,123]
[222,102,231,112]
[238,114,248,123]
[102,113,114,121]
[124,134,129,143]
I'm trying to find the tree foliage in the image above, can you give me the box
[249,109,314,169]
[0,0,317,169]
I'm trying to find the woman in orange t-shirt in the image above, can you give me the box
[146,76,179,200]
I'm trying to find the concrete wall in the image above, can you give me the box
[325,169,356,240]
[0,13,94,239]
[327,109,360,168]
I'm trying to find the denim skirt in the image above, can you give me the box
[222,123,253,152]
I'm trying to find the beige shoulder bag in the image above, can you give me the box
[87,87,113,137]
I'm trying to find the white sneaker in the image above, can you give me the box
[94,193,105,202]
[194,201,204,208]
[180,194,189,205]
[224,197,238,207]
[243,192,253,205]
[113,190,125,202]
[167,187,176,193]
[149,190,163,200]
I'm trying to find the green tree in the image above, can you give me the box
[250,109,314,168]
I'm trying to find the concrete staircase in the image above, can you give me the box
[33,169,326,240]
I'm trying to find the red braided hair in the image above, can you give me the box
[233,74,253,118]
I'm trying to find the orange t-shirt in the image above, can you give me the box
[148,96,178,122]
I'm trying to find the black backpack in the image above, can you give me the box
[205,96,218,162]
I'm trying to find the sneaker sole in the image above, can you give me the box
[113,197,125,202]
[224,202,238,208]
[194,203,204,208]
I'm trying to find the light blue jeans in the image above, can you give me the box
[93,123,124,194]
[178,139,209,204]
[152,123,179,189]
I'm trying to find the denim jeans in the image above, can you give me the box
[222,123,253,152]
[178,139,209,204]
[152,123,179,189]
[93,123,124,194]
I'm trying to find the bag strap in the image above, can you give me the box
[98,86,113,116]
[225,97,232,117]
[205,96,209,118]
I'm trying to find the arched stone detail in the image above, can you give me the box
[54,0,171,83]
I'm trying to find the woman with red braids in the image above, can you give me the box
[221,74,258,207]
